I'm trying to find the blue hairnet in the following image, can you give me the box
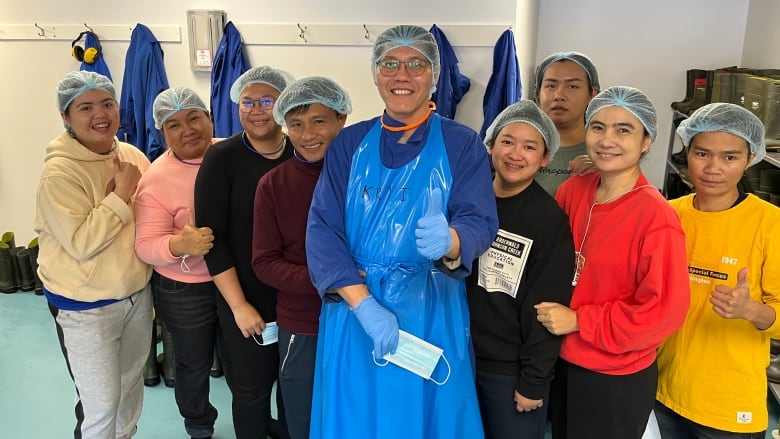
[534,52,600,99]
[57,71,115,112]
[677,103,766,166]
[586,86,657,142]
[371,25,441,94]
[229,66,294,103]
[153,87,209,129]
[272,76,353,126]
[483,100,561,161]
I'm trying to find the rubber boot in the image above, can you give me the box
[0,243,16,293]
[679,70,713,115]
[16,249,35,292]
[26,238,42,295]
[158,322,176,388]
[210,347,224,378]
[772,339,780,356]
[1,231,16,249]
[768,354,780,383]
[8,246,24,293]
[144,319,160,387]
[671,70,696,113]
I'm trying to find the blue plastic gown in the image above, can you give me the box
[118,24,170,161]
[429,24,471,120]
[79,32,112,80]
[210,21,249,138]
[308,115,493,439]
[479,29,521,139]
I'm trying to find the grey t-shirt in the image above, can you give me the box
[535,141,587,196]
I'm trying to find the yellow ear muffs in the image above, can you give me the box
[83,47,99,64]
[71,31,102,65]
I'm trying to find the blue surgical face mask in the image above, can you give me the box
[374,330,450,385]
[251,321,278,346]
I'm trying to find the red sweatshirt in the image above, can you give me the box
[555,173,690,375]
[252,157,323,334]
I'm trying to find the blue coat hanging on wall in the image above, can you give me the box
[479,29,521,139]
[211,21,249,138]
[78,32,112,80]
[118,24,170,161]
[429,24,471,120]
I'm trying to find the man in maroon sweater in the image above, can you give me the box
[251,76,351,439]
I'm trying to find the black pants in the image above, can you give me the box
[550,358,657,439]
[215,292,287,439]
[152,272,219,439]
[476,370,549,439]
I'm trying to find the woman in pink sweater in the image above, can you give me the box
[134,87,218,439]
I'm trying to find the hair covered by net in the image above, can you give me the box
[585,86,658,142]
[57,71,115,112]
[272,76,352,126]
[677,102,766,165]
[483,100,561,161]
[153,87,208,129]
[229,66,295,103]
[534,52,600,99]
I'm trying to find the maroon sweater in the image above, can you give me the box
[252,156,323,334]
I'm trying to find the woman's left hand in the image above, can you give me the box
[535,302,578,335]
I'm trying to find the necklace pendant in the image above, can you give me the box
[572,251,586,287]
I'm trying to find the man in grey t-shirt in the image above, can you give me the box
[534,52,600,195]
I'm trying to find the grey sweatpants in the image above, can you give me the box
[50,284,153,439]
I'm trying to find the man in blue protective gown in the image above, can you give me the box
[306,25,498,439]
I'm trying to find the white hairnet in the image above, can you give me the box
[677,103,766,165]
[586,86,657,142]
[483,100,561,161]
[229,66,295,103]
[272,76,352,126]
[57,71,115,112]
[534,52,600,100]
[153,87,208,129]
[371,25,440,94]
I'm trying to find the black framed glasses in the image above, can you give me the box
[239,97,275,113]
[377,58,429,77]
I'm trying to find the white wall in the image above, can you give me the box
[536,0,749,189]
[742,0,780,67]
[0,0,527,244]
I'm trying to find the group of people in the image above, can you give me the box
[33,23,780,439]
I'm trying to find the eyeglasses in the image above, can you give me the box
[239,97,275,112]
[377,58,429,77]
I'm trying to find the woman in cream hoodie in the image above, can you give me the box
[34,71,152,439]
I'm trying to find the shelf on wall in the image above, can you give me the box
[0,24,181,42]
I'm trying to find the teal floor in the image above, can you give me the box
[1,289,778,438]
[0,291,241,438]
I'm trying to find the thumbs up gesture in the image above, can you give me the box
[415,187,452,260]
[169,210,214,257]
[112,156,141,203]
[711,267,754,320]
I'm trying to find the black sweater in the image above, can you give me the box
[466,180,574,400]
[194,133,293,320]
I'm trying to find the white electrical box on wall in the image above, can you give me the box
[186,9,227,71]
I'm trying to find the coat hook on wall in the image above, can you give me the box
[363,24,371,40]
[34,22,45,37]
[297,23,308,43]
[84,22,94,32]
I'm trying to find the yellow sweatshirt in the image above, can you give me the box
[657,194,780,432]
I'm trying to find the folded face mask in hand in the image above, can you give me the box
[374,330,450,385]
[251,321,278,346]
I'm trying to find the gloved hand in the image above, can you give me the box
[415,187,452,260]
[352,295,399,360]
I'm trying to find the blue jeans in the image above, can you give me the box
[654,401,765,439]
[476,370,549,439]
[278,328,317,439]
[152,272,218,439]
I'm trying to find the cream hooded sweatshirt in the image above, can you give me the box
[34,132,152,302]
